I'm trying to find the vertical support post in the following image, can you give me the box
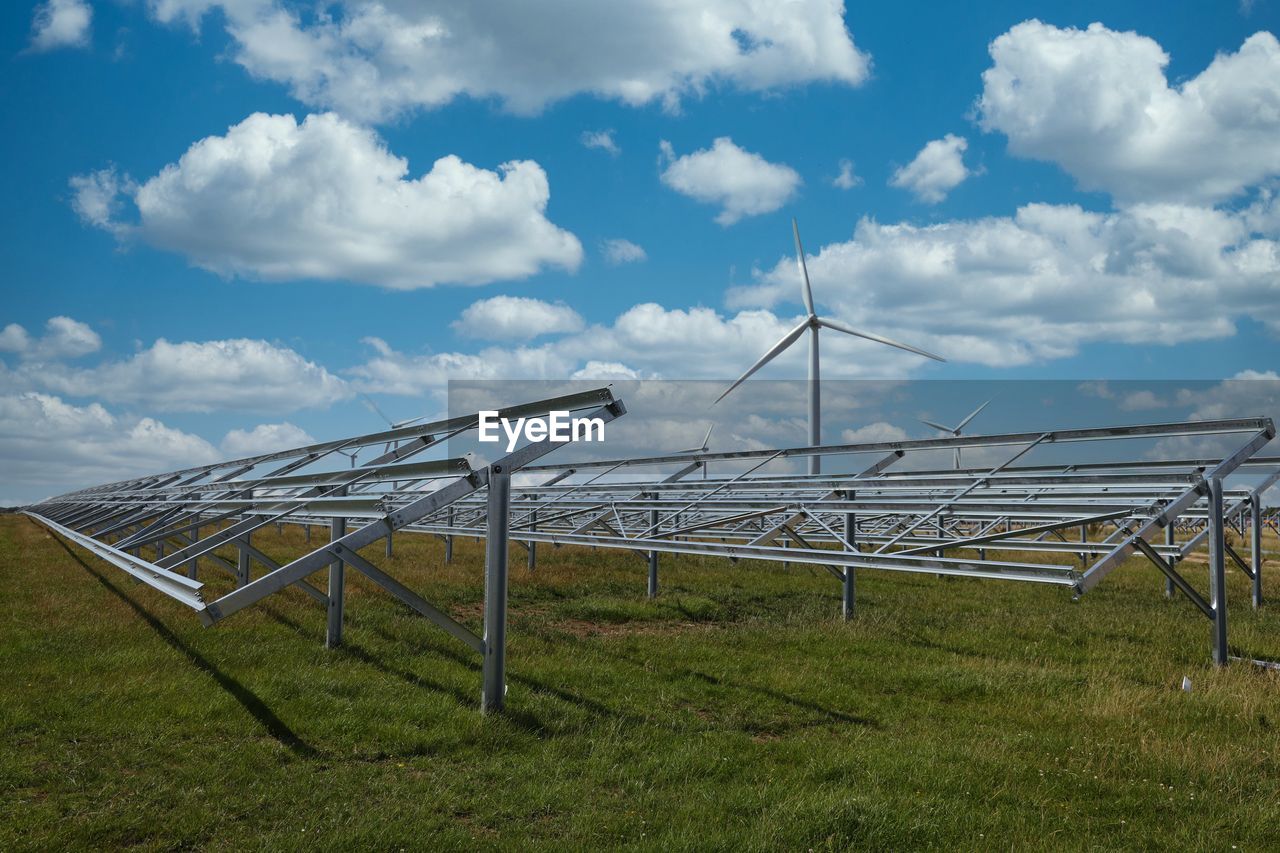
[189,522,200,580]
[305,524,312,544]
[482,465,512,713]
[808,323,821,476]
[1251,492,1263,609]
[1079,523,1087,569]
[843,499,856,621]
[647,496,659,598]
[1208,477,1228,667]
[445,506,454,564]
[326,488,347,649]
[1164,522,1175,599]
[386,529,393,558]
[236,531,251,587]
[527,505,537,572]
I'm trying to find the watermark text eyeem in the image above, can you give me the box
[477,410,606,452]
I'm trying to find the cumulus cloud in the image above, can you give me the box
[570,361,647,381]
[0,325,30,353]
[581,130,620,155]
[351,302,934,397]
[890,134,971,203]
[832,159,862,190]
[29,0,92,52]
[0,392,218,504]
[3,325,348,413]
[601,238,647,265]
[660,137,801,225]
[452,296,584,341]
[0,316,101,360]
[978,21,1280,204]
[69,168,133,232]
[840,421,909,443]
[221,421,315,457]
[145,0,870,122]
[726,199,1280,366]
[1077,381,1170,411]
[71,112,582,289]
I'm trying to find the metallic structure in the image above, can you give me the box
[715,219,945,475]
[22,388,1279,712]
[919,399,991,469]
[25,388,626,713]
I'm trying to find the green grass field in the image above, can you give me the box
[3,513,1279,850]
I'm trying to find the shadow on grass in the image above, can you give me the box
[337,642,476,709]
[48,531,321,759]
[338,641,553,735]
[356,621,655,728]
[348,627,634,733]
[615,650,880,729]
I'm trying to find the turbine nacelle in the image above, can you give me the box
[713,218,945,475]
[919,399,991,470]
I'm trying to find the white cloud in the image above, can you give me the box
[72,112,582,289]
[9,333,348,413]
[840,421,908,443]
[29,0,92,52]
[221,421,315,457]
[0,316,101,360]
[0,325,31,353]
[69,168,133,232]
[581,130,620,156]
[145,0,870,122]
[890,134,971,203]
[452,296,584,341]
[570,361,646,381]
[832,159,862,190]
[726,199,1280,366]
[978,21,1280,204]
[601,238,647,265]
[0,392,218,504]
[660,137,801,226]
[351,302,933,398]
[1077,380,1167,410]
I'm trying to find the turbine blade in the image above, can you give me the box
[360,393,395,427]
[793,218,816,317]
[817,317,946,362]
[713,319,810,406]
[702,423,715,450]
[955,399,991,431]
[918,418,954,433]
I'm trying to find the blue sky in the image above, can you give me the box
[1,0,1278,503]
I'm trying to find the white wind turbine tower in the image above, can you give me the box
[714,218,945,475]
[919,399,991,470]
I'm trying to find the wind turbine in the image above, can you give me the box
[919,399,991,470]
[678,424,714,455]
[714,218,946,474]
[361,393,433,455]
[676,423,715,478]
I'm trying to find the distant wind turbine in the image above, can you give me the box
[919,399,991,469]
[677,423,715,478]
[678,424,714,455]
[714,218,946,474]
[361,393,432,455]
